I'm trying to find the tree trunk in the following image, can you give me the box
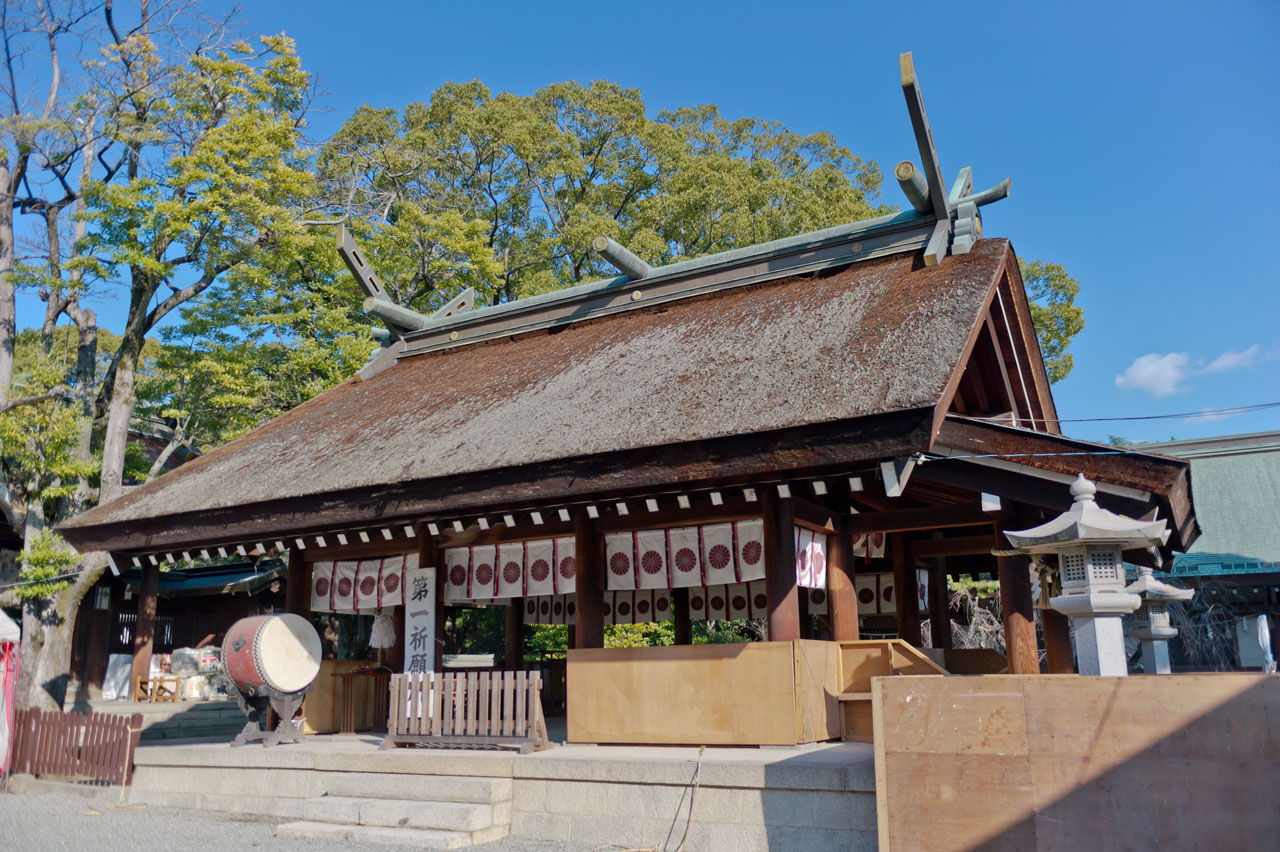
[16,561,103,711]
[67,304,98,514]
[99,343,140,505]
[0,161,15,402]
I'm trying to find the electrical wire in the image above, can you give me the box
[995,400,1280,426]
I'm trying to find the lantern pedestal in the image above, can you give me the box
[1050,590,1141,676]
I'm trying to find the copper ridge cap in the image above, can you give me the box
[398,208,935,356]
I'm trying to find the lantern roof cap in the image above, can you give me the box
[1126,565,1194,601]
[1004,474,1171,553]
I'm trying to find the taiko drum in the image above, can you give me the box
[222,613,321,696]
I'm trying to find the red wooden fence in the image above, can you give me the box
[10,707,143,786]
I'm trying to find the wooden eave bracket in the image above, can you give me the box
[899,53,1010,264]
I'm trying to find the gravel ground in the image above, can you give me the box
[0,791,606,852]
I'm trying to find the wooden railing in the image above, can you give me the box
[10,707,143,786]
[383,671,548,753]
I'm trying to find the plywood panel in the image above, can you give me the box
[794,639,841,744]
[567,642,800,745]
[874,674,1280,852]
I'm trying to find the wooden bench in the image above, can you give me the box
[135,675,183,702]
[382,671,549,754]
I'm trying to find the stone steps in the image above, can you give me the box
[298,794,507,833]
[85,700,248,742]
[277,788,511,847]
[129,761,513,848]
[277,821,508,849]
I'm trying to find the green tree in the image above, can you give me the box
[0,5,322,710]
[1019,258,1084,383]
[317,80,889,310]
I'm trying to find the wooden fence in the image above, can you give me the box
[384,671,548,753]
[10,707,143,786]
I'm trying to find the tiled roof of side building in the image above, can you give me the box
[1137,432,1280,571]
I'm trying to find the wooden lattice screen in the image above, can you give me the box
[10,707,144,786]
[383,671,549,753]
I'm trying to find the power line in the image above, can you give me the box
[1014,400,1280,425]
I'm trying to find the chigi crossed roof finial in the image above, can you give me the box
[895,51,1011,265]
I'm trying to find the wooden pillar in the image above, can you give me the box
[798,586,812,639]
[387,604,406,671]
[891,533,920,645]
[130,560,160,700]
[284,548,312,618]
[505,599,525,668]
[995,535,1039,674]
[763,492,800,641]
[1041,608,1074,674]
[672,587,692,645]
[574,510,604,649]
[827,532,859,641]
[929,559,953,649]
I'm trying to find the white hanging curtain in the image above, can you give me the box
[310,553,413,614]
[444,536,577,604]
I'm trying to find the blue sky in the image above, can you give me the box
[19,0,1279,444]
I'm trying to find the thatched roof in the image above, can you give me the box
[60,235,1056,553]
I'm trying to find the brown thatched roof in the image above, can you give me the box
[60,237,1047,553]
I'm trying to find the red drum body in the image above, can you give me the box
[223,614,321,696]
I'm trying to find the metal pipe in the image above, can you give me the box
[895,161,932,214]
[361,297,431,333]
[592,236,650,280]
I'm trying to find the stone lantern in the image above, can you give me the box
[1003,474,1169,676]
[1126,566,1193,675]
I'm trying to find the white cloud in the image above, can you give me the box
[1198,344,1259,374]
[1114,352,1190,397]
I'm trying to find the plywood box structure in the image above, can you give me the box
[873,674,1280,851]
[568,640,842,745]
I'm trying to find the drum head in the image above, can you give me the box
[256,613,322,694]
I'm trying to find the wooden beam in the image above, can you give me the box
[891,533,919,646]
[929,559,953,649]
[595,499,760,534]
[131,561,160,701]
[438,519,575,549]
[827,532,859,641]
[994,523,1039,674]
[763,493,801,641]
[908,534,995,559]
[388,604,406,671]
[792,496,844,534]
[977,318,1016,416]
[574,510,604,650]
[505,599,524,668]
[881,457,917,498]
[847,504,1003,536]
[284,548,312,618]
[301,538,414,563]
[1042,608,1074,674]
[899,52,950,221]
[672,588,692,645]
